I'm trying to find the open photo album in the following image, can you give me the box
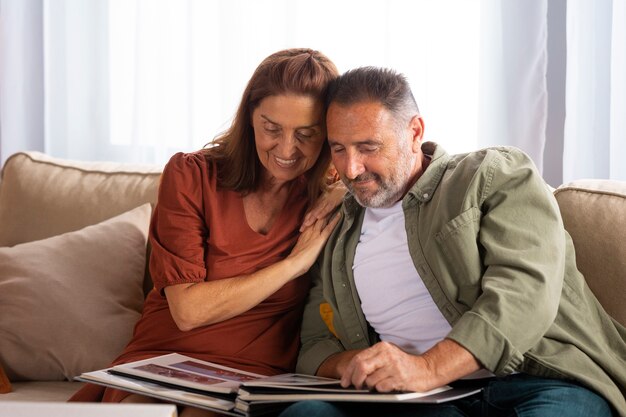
[76,353,481,417]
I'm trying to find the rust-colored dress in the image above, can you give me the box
[70,151,311,402]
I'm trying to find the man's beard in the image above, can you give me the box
[343,147,415,208]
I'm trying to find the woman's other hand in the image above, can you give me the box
[288,212,341,276]
[300,181,347,231]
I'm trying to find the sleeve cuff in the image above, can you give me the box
[296,338,345,375]
[447,311,524,375]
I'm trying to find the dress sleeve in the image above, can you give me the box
[149,152,209,294]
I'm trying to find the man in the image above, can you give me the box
[282,67,626,416]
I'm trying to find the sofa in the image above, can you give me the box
[0,151,625,402]
[0,151,162,401]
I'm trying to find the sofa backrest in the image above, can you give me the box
[1,152,623,326]
[554,179,626,327]
[0,151,162,295]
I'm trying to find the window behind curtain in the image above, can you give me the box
[45,0,481,165]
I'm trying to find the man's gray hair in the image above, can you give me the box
[325,66,420,126]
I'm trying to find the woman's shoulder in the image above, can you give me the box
[157,150,222,198]
[166,149,215,167]
[164,150,217,179]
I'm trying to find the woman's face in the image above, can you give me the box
[251,94,325,185]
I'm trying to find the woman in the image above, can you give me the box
[70,48,342,416]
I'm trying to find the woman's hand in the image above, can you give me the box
[300,181,347,231]
[289,212,341,276]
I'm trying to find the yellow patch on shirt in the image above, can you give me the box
[319,302,338,338]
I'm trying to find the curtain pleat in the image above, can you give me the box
[564,0,626,182]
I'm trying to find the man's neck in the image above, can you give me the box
[398,153,432,202]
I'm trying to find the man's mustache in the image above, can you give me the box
[344,173,380,187]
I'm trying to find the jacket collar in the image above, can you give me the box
[405,141,450,204]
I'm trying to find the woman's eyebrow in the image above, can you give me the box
[260,114,320,129]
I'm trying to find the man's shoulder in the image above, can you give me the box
[446,146,535,177]
[421,145,541,206]
[449,145,528,163]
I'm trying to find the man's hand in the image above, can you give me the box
[334,339,481,393]
[340,341,433,392]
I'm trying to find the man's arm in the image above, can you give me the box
[445,148,566,375]
[296,259,347,375]
[318,338,480,393]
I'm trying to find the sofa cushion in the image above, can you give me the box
[0,151,162,295]
[0,204,151,382]
[0,382,84,402]
[554,179,626,326]
[0,151,161,247]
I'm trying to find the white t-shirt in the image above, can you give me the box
[353,201,452,355]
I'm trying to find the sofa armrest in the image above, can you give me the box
[554,179,626,326]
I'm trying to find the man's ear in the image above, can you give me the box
[409,115,425,152]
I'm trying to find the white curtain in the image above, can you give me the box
[1,0,487,167]
[44,0,111,161]
[0,0,45,164]
[477,0,548,171]
[7,0,622,184]
[564,0,626,182]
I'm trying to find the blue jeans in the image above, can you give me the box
[277,374,613,417]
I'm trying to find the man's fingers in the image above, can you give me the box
[365,368,396,392]
[340,346,384,389]
[340,342,415,391]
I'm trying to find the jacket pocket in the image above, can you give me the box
[435,207,484,307]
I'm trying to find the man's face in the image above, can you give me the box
[327,101,424,208]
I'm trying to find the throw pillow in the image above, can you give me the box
[0,203,151,381]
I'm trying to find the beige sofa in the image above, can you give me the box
[0,152,161,401]
[0,151,624,402]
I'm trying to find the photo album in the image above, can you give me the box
[76,353,481,417]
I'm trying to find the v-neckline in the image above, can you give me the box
[240,186,294,238]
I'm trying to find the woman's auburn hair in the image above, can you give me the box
[203,48,339,203]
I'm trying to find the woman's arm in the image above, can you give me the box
[165,213,340,331]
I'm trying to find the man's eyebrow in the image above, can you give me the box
[260,115,320,129]
[328,139,381,147]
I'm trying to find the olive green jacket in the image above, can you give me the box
[297,143,626,415]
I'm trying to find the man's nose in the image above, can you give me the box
[344,153,364,180]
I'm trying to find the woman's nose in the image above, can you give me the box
[276,133,298,156]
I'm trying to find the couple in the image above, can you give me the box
[72,49,626,417]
